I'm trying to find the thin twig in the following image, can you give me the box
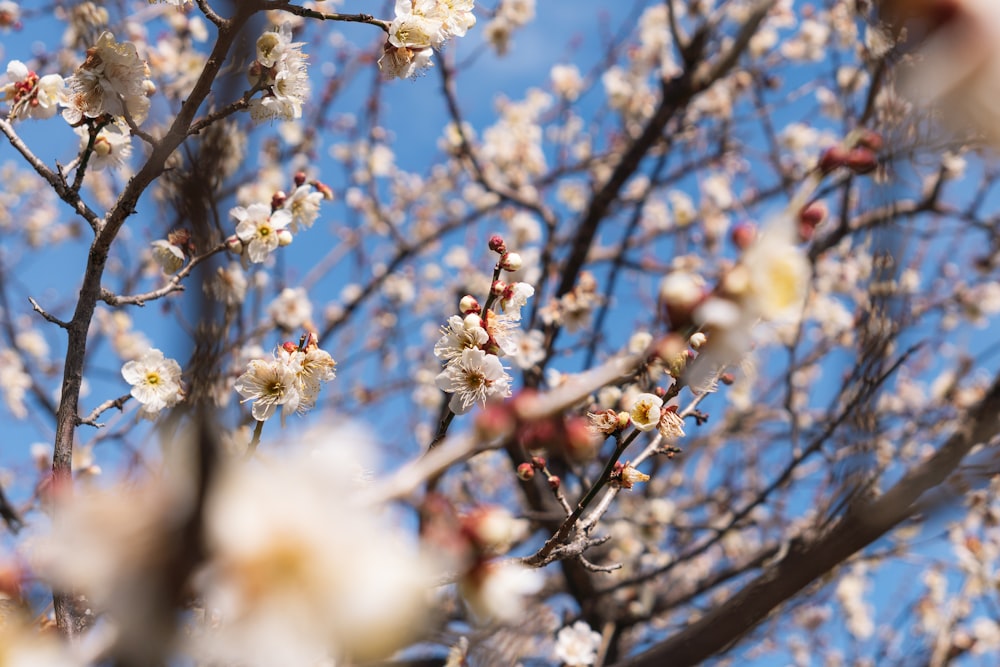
[77,394,132,428]
[28,297,69,328]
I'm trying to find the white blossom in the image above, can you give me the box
[1,60,66,120]
[268,287,313,331]
[435,347,511,414]
[232,203,292,263]
[629,392,662,432]
[121,348,183,420]
[63,31,152,125]
[554,620,602,666]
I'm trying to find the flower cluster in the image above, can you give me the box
[379,0,477,80]
[248,23,310,123]
[1,60,65,121]
[225,174,331,264]
[121,348,184,420]
[433,237,534,415]
[63,31,153,125]
[227,202,293,264]
[234,334,336,423]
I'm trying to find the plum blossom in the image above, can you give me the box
[235,340,335,422]
[282,184,324,232]
[268,287,313,331]
[232,203,292,263]
[435,347,512,414]
[196,431,438,664]
[75,120,132,171]
[434,315,489,363]
[554,620,602,666]
[121,348,184,420]
[63,31,153,125]
[629,392,662,432]
[248,23,310,123]
[459,561,544,623]
[380,0,477,79]
[234,355,301,422]
[150,238,185,274]
[1,60,65,120]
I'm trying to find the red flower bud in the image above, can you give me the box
[819,146,849,174]
[488,235,507,254]
[845,147,878,175]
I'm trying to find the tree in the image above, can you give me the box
[0,0,999,665]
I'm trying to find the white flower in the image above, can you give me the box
[76,121,132,171]
[232,203,292,263]
[0,348,30,419]
[511,328,545,370]
[378,42,435,80]
[460,562,543,623]
[208,262,248,305]
[551,64,583,100]
[294,346,336,412]
[629,392,662,432]
[0,1,20,31]
[255,22,293,69]
[282,184,324,232]
[657,408,685,440]
[554,620,602,666]
[738,219,810,322]
[235,343,336,422]
[197,428,437,664]
[437,0,476,40]
[234,356,300,422]
[484,310,521,358]
[499,281,535,320]
[1,60,66,120]
[63,31,152,125]
[249,24,310,123]
[268,287,313,331]
[121,348,183,419]
[389,4,446,49]
[150,239,185,273]
[435,347,511,414]
[433,314,488,363]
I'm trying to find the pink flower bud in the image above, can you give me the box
[225,234,243,253]
[548,475,561,491]
[271,191,287,209]
[293,171,307,187]
[491,280,508,296]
